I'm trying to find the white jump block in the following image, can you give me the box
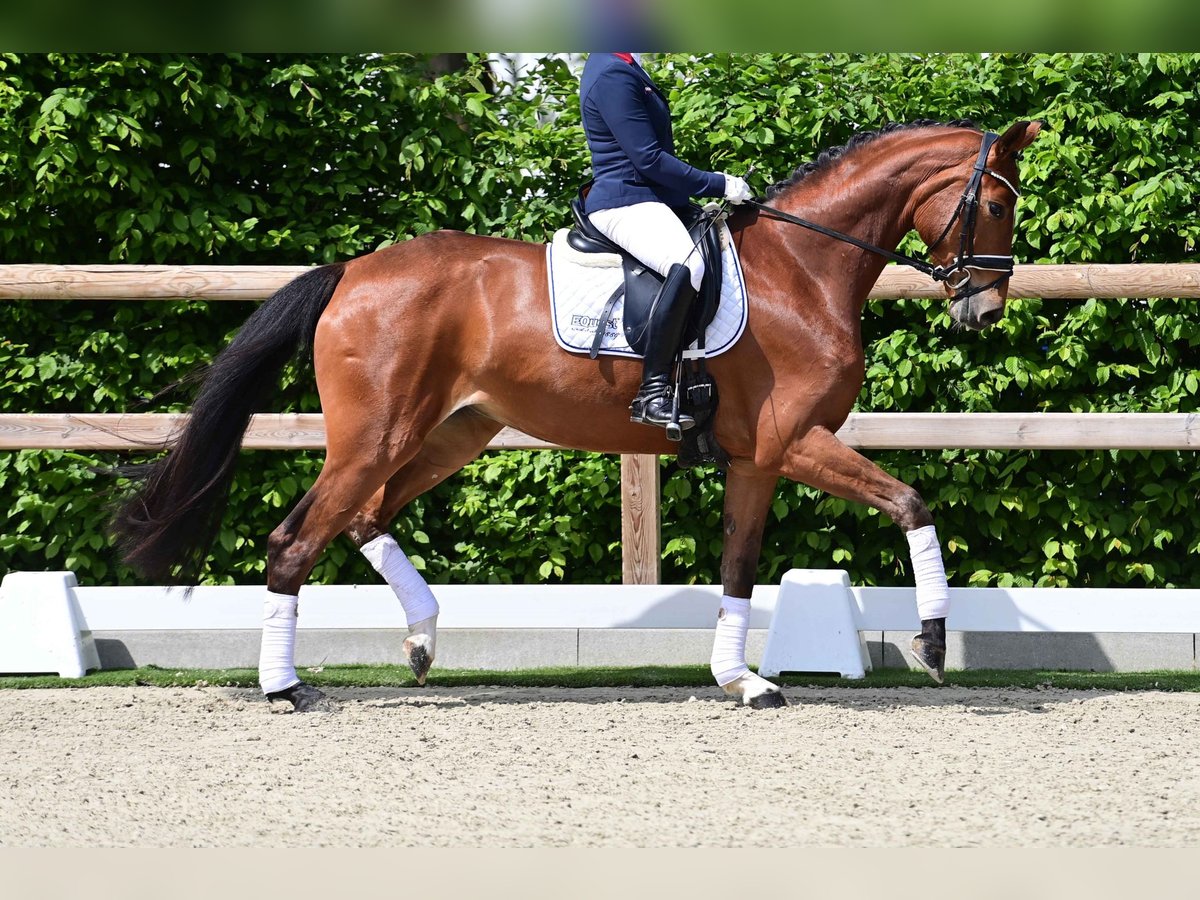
[758,569,871,679]
[0,572,100,677]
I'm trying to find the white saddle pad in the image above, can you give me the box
[545,224,749,359]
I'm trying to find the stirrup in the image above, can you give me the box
[630,394,695,432]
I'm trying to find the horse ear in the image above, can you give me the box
[994,120,1042,158]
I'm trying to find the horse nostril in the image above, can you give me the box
[978,307,1004,328]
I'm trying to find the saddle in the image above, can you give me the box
[568,190,724,358]
[567,187,730,470]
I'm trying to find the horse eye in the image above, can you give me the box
[988,201,1005,218]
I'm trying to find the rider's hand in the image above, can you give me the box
[722,174,753,204]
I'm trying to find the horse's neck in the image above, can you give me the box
[768,137,948,310]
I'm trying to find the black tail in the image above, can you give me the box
[111,263,346,582]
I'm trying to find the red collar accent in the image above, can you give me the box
[613,53,635,64]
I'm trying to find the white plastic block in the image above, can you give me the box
[0,572,100,677]
[758,569,871,679]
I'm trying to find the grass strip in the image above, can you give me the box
[1,665,1198,692]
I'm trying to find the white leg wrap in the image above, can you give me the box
[907,524,951,620]
[709,595,752,687]
[258,592,300,695]
[361,534,439,627]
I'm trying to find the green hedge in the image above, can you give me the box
[1,53,1198,588]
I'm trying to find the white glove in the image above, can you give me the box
[722,173,752,204]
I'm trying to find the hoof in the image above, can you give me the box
[265,681,336,713]
[403,633,434,686]
[748,689,788,710]
[910,634,946,685]
[720,671,789,709]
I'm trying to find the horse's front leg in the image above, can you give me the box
[715,464,788,708]
[780,425,948,682]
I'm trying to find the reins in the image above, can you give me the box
[744,131,1020,302]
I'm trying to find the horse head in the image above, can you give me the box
[914,120,1042,331]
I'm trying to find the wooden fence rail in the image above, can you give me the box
[4,263,1199,584]
[2,262,1200,301]
[2,412,1198,452]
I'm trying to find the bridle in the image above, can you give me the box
[745,130,1021,302]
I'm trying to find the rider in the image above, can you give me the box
[579,52,752,433]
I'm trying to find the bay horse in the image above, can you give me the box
[112,119,1041,711]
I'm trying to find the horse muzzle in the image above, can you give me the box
[949,288,1006,330]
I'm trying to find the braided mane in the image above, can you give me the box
[765,119,978,199]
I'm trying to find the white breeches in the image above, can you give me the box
[588,201,705,291]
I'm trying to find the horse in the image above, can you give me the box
[112,119,1042,711]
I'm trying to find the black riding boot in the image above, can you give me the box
[630,263,696,435]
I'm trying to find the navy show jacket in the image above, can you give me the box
[580,53,726,214]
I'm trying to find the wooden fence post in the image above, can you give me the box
[620,453,661,584]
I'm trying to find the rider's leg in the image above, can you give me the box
[588,202,703,431]
[588,201,705,290]
[627,263,698,428]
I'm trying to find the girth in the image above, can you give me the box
[568,190,724,359]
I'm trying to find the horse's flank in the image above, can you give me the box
[314,231,674,458]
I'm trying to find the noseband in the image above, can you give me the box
[746,131,1021,302]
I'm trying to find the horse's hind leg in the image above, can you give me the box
[260,384,457,710]
[714,464,788,709]
[259,440,433,711]
[342,409,503,684]
[257,453,400,710]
